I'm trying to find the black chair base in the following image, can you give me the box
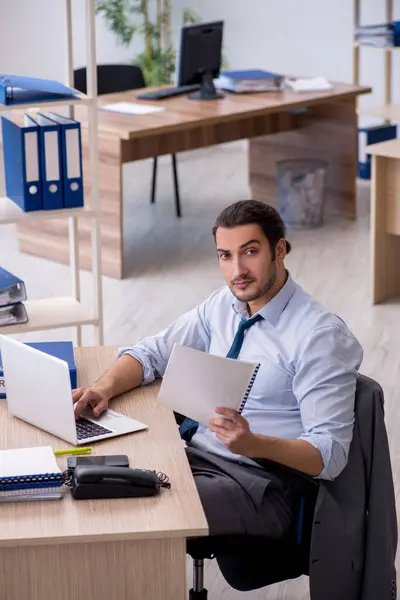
[189,589,208,600]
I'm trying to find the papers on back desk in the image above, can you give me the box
[100,102,165,115]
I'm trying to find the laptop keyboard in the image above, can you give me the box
[76,417,113,440]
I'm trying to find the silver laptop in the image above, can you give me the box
[0,335,148,445]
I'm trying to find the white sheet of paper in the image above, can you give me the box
[286,77,333,92]
[100,102,165,115]
[157,344,259,426]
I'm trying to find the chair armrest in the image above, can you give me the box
[252,458,319,497]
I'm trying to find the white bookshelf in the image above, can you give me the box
[1,298,98,335]
[353,41,400,50]
[0,198,94,226]
[358,103,400,120]
[353,0,396,123]
[0,0,103,345]
[0,94,93,112]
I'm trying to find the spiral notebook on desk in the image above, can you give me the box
[157,343,260,426]
[0,445,63,502]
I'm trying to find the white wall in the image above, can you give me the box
[0,0,141,79]
[1,0,400,117]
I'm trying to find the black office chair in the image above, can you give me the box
[185,373,396,599]
[73,64,182,218]
[186,460,319,599]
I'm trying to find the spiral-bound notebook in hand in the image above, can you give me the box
[158,344,260,426]
[0,445,63,502]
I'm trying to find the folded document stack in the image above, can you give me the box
[355,21,400,47]
[215,69,285,93]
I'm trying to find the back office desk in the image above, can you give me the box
[0,346,208,600]
[16,82,370,278]
[366,138,400,305]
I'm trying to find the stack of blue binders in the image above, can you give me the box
[1,112,84,212]
[0,266,28,328]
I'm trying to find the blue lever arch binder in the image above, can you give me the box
[1,114,42,212]
[35,113,64,210]
[358,124,397,179]
[0,303,28,329]
[47,112,84,208]
[0,266,27,307]
[0,74,80,106]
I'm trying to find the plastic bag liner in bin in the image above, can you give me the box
[276,158,328,229]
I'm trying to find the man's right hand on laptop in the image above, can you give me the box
[72,386,109,419]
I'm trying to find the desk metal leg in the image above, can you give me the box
[248,97,358,220]
[151,156,158,204]
[172,153,182,218]
[371,154,400,304]
[0,537,186,600]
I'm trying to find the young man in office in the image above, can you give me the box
[73,200,363,538]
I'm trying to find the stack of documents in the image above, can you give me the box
[0,266,28,328]
[286,77,333,93]
[355,21,400,47]
[0,445,63,502]
[1,111,84,212]
[100,101,165,115]
[215,69,285,93]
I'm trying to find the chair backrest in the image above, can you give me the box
[73,64,146,96]
[308,374,397,600]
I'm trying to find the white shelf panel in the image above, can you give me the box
[357,104,400,121]
[0,197,94,225]
[0,95,94,113]
[0,297,98,335]
[354,42,400,51]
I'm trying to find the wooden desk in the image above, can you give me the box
[16,82,370,278]
[367,139,400,304]
[0,346,208,600]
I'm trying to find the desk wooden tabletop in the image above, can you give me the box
[75,81,370,140]
[0,346,208,547]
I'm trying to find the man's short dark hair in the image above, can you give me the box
[212,200,292,256]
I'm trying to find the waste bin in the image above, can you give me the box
[276,158,328,229]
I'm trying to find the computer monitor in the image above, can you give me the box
[176,20,224,101]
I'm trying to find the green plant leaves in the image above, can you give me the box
[96,0,137,46]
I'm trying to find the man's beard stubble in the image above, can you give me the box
[229,262,277,303]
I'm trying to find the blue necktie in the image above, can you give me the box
[179,313,263,441]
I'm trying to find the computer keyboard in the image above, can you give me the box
[137,84,200,101]
[76,417,113,440]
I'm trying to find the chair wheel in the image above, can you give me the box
[189,589,207,599]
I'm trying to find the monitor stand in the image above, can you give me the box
[188,71,225,100]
